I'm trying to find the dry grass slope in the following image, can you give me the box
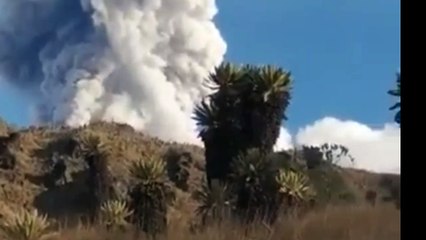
[57,204,399,240]
[0,119,400,240]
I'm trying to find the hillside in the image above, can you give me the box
[0,119,399,223]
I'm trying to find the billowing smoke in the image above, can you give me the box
[0,0,227,144]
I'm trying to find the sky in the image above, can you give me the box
[0,0,400,173]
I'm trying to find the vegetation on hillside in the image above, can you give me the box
[193,63,292,188]
[0,63,400,239]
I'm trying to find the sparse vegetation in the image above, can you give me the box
[0,64,399,239]
[0,206,56,240]
[55,204,401,240]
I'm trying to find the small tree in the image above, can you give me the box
[319,143,355,165]
[302,146,323,169]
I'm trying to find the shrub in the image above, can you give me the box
[100,200,133,230]
[0,207,56,240]
[194,181,233,226]
[164,148,193,191]
[129,156,174,237]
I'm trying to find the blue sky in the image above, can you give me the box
[0,0,400,134]
[216,0,400,133]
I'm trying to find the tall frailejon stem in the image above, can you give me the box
[193,63,292,187]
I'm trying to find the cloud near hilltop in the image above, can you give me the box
[275,117,400,174]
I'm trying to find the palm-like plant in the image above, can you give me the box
[130,157,167,183]
[388,73,400,125]
[193,99,220,141]
[78,133,114,222]
[243,65,292,152]
[100,200,133,230]
[129,156,172,236]
[0,208,57,240]
[230,149,271,183]
[229,149,282,224]
[193,90,242,187]
[193,62,292,187]
[78,133,110,159]
[275,169,315,206]
[255,65,292,103]
[204,62,246,91]
[194,181,233,225]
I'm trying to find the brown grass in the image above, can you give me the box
[0,121,400,240]
[56,204,399,240]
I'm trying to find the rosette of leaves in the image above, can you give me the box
[78,133,111,160]
[229,149,281,224]
[240,65,292,152]
[275,169,316,208]
[0,207,57,240]
[194,180,234,226]
[100,200,133,231]
[129,156,174,236]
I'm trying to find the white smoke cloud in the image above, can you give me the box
[274,127,294,151]
[1,1,400,175]
[274,117,400,174]
[57,0,226,144]
[0,0,227,145]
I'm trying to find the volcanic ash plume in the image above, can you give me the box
[0,0,227,144]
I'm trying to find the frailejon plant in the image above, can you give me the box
[78,133,114,222]
[193,63,292,188]
[100,200,133,230]
[229,149,283,225]
[0,207,57,240]
[275,169,316,208]
[194,180,233,226]
[129,156,174,237]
